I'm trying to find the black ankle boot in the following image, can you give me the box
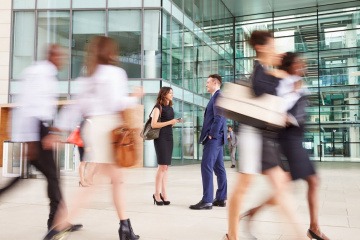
[119,219,140,240]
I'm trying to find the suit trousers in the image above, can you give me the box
[28,122,63,230]
[201,137,227,203]
[229,145,236,165]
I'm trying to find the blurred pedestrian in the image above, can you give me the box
[225,31,304,240]
[189,74,227,210]
[151,87,181,206]
[45,36,143,240]
[10,44,82,233]
[227,125,237,168]
[243,52,330,240]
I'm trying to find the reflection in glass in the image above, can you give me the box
[71,11,105,78]
[37,11,70,80]
[108,10,141,78]
[12,12,35,79]
[144,10,161,78]
[162,12,171,80]
[171,18,183,86]
[172,100,182,163]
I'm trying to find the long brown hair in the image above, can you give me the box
[156,87,173,107]
[85,36,119,76]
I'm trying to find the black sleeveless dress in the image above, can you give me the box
[154,104,174,165]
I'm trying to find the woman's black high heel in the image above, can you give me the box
[160,193,170,205]
[307,229,329,240]
[152,194,164,206]
[119,219,139,240]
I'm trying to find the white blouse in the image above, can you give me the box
[56,65,138,131]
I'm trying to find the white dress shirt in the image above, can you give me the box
[11,61,59,142]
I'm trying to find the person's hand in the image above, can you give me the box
[208,136,212,140]
[131,86,145,98]
[170,118,180,125]
[42,134,61,150]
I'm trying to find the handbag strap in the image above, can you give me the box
[149,104,162,121]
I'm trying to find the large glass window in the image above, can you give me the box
[71,11,105,78]
[143,10,161,78]
[108,10,141,78]
[37,11,70,80]
[171,18,183,86]
[12,12,35,79]
[162,11,171,81]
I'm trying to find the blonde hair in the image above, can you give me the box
[85,36,119,76]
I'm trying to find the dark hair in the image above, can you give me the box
[248,30,273,49]
[86,36,119,76]
[156,87,173,107]
[208,74,222,84]
[279,52,300,74]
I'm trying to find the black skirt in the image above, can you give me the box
[279,138,316,180]
[261,131,281,172]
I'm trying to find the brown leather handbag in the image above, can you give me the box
[112,126,138,167]
[112,107,141,168]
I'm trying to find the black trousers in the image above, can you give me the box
[28,122,63,230]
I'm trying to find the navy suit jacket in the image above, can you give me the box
[199,90,227,145]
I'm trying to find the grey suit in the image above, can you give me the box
[227,131,237,165]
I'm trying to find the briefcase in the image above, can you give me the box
[216,82,286,131]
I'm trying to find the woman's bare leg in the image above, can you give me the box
[154,165,166,201]
[264,167,304,238]
[227,173,253,240]
[306,174,328,239]
[105,164,127,220]
[161,165,169,200]
[79,161,88,185]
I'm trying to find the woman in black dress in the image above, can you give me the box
[278,52,329,239]
[151,87,181,206]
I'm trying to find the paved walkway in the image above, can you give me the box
[0,162,359,240]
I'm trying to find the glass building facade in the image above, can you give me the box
[8,0,360,165]
[235,2,360,162]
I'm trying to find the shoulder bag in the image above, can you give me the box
[140,105,162,140]
[112,106,142,168]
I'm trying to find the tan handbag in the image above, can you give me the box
[112,106,141,167]
[112,126,138,167]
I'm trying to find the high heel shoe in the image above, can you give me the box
[307,229,329,240]
[79,181,89,187]
[119,219,139,240]
[160,193,170,205]
[152,194,164,206]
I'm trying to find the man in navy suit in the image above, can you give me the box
[190,74,227,210]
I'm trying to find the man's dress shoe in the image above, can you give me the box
[189,200,212,210]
